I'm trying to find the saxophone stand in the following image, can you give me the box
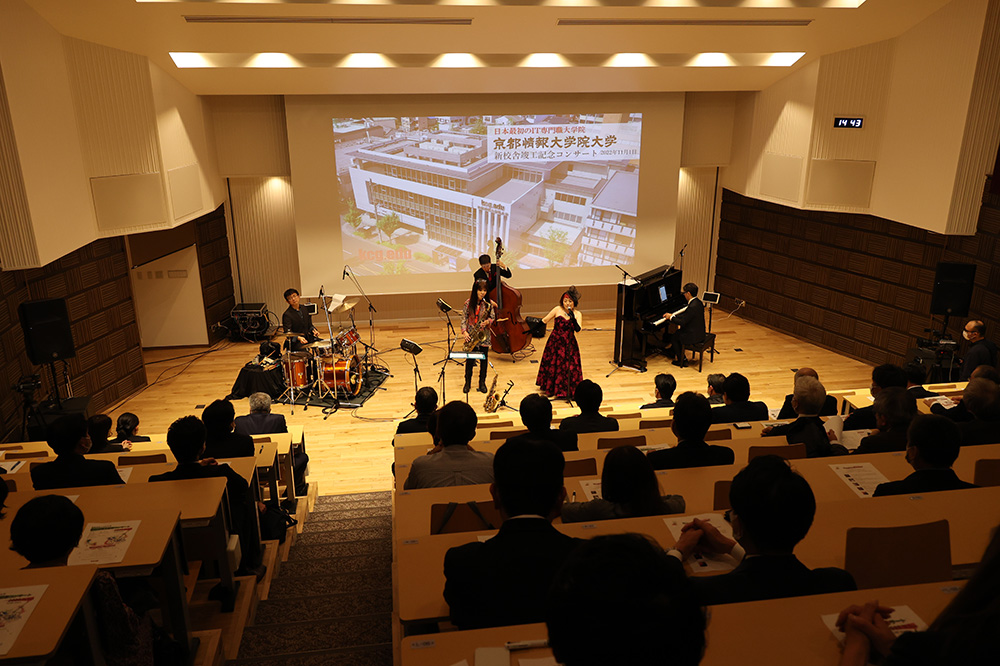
[494,380,516,412]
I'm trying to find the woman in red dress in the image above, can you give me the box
[536,287,583,399]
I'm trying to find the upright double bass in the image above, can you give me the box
[488,238,531,355]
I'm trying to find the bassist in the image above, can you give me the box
[473,253,511,283]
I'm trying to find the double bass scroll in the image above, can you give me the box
[488,238,531,355]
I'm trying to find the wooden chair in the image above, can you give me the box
[490,428,528,440]
[973,459,1000,487]
[682,332,717,372]
[477,421,513,432]
[828,390,858,416]
[597,435,646,450]
[713,480,732,510]
[0,444,24,451]
[430,501,503,535]
[564,458,598,478]
[118,453,168,465]
[747,443,807,461]
[639,418,672,430]
[609,412,641,421]
[844,520,952,589]
[705,429,734,442]
[5,450,48,460]
[251,435,272,443]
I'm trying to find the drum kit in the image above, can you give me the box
[279,298,365,403]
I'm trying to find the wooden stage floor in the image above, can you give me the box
[108,313,874,496]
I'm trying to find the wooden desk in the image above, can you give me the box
[0,566,101,664]
[399,581,962,666]
[0,486,198,660]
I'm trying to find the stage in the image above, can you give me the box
[107,312,874,495]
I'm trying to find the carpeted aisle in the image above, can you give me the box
[234,492,394,665]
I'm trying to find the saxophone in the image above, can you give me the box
[464,320,488,352]
[484,374,500,412]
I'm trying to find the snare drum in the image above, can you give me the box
[320,355,361,396]
[283,352,311,388]
[310,339,334,356]
[334,327,361,354]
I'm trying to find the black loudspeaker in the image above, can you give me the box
[18,298,76,365]
[929,262,976,317]
[526,316,546,338]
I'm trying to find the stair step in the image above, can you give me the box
[294,525,391,546]
[301,514,391,533]
[277,552,392,578]
[191,629,223,666]
[254,588,393,624]
[190,575,259,661]
[267,570,390,600]
[237,614,391,660]
[256,540,281,601]
[288,538,389,563]
[233,642,393,665]
[306,506,391,522]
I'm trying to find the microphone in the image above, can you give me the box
[319,284,324,297]
[678,243,688,257]
[342,266,348,280]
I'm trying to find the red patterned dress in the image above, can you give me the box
[536,315,583,399]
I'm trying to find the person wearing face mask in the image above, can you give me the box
[536,287,584,400]
[960,320,997,381]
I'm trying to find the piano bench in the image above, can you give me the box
[684,333,717,372]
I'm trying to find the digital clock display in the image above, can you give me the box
[834,117,864,129]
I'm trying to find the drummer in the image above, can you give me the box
[282,288,319,351]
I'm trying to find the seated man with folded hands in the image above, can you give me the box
[672,455,856,605]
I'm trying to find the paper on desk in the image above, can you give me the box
[0,460,24,474]
[924,396,956,410]
[118,467,133,483]
[68,520,140,566]
[578,479,602,502]
[821,605,927,645]
[475,647,508,666]
[839,430,872,452]
[830,462,889,498]
[0,585,47,656]
[825,416,845,444]
[664,514,740,572]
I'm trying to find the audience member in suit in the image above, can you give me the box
[506,394,578,452]
[959,319,998,381]
[234,392,309,495]
[443,438,583,629]
[394,386,438,440]
[150,416,264,577]
[663,282,706,368]
[31,415,125,491]
[234,392,288,436]
[958,378,1000,445]
[837,519,1000,666]
[10,495,157,664]
[707,372,726,404]
[763,376,846,457]
[844,364,907,431]
[648,392,735,470]
[710,373,769,424]
[640,373,677,410]
[202,399,255,459]
[776,367,839,419]
[931,365,1000,422]
[853,387,917,455]
[872,414,977,497]
[904,362,939,399]
[559,380,619,434]
[403,401,494,490]
[87,414,127,454]
[108,412,151,446]
[562,446,685,523]
[546,534,705,666]
[673,456,856,606]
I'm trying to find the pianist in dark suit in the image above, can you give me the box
[663,282,706,368]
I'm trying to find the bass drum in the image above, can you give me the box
[321,355,362,396]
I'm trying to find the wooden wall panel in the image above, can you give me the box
[195,204,236,342]
[0,237,146,442]
[715,178,999,367]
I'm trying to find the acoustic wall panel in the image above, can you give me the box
[168,163,204,221]
[0,65,39,269]
[806,159,876,208]
[91,173,167,231]
[759,153,804,203]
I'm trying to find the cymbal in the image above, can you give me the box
[328,298,360,315]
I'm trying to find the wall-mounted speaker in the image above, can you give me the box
[929,262,976,317]
[18,298,76,365]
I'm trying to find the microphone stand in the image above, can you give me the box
[614,264,640,284]
[344,266,381,383]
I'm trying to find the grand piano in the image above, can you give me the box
[613,265,686,371]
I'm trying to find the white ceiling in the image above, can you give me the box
[25,0,954,95]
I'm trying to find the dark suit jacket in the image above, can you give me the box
[640,398,674,410]
[710,401,769,424]
[854,426,908,455]
[776,394,838,420]
[473,264,512,285]
[31,454,126,490]
[930,399,973,422]
[843,405,877,431]
[689,553,856,606]
[908,386,939,399]
[444,517,582,629]
[765,416,844,458]
[506,429,578,452]
[88,440,127,454]
[959,418,1000,446]
[559,412,619,435]
[234,412,287,437]
[647,440,735,470]
[671,297,706,345]
[395,413,433,436]
[204,432,255,459]
[108,435,151,444]
[873,468,978,497]
[960,339,998,380]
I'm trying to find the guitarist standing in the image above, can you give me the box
[462,280,497,394]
